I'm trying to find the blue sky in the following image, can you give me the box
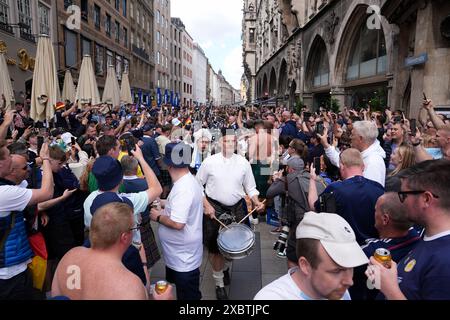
[171,0,243,89]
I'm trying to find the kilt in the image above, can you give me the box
[203,196,247,254]
[139,214,161,268]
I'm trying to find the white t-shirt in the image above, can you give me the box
[254,268,352,300]
[0,185,33,279]
[83,190,149,228]
[196,153,259,206]
[158,173,204,272]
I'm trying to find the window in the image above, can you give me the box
[106,50,113,67]
[38,2,50,36]
[156,10,160,24]
[0,0,9,25]
[157,51,160,64]
[115,0,120,11]
[156,31,160,43]
[95,44,104,75]
[80,0,88,21]
[105,14,111,37]
[136,9,139,25]
[116,55,122,80]
[130,31,134,45]
[346,25,387,81]
[82,37,91,56]
[124,58,129,73]
[123,27,128,46]
[65,28,77,68]
[94,5,101,29]
[249,28,255,43]
[161,35,164,47]
[130,1,133,18]
[115,21,120,42]
[17,0,32,33]
[313,42,329,87]
[123,0,127,16]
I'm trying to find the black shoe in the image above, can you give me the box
[223,268,230,286]
[216,286,228,300]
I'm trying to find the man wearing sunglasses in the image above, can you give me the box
[367,159,450,299]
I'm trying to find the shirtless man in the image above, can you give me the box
[51,202,172,300]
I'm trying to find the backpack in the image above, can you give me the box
[284,170,327,228]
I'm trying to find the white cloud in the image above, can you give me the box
[171,0,243,88]
[223,46,243,90]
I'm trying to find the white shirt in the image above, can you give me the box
[254,268,352,300]
[0,185,33,279]
[325,140,386,187]
[83,190,149,228]
[158,173,204,272]
[196,153,259,206]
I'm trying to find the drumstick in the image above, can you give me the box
[238,199,267,225]
[212,215,230,229]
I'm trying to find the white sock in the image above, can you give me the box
[213,270,225,288]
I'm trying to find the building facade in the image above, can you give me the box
[218,69,234,106]
[154,0,170,104]
[244,0,450,117]
[172,17,193,107]
[56,0,131,100]
[192,42,207,105]
[1,0,55,101]
[170,18,182,106]
[208,63,221,106]
[129,0,154,105]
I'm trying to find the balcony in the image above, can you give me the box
[0,21,14,34]
[132,44,149,61]
[20,29,35,43]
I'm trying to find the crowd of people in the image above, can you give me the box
[0,93,449,300]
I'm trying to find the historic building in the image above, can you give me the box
[154,0,170,103]
[192,42,207,105]
[55,0,131,98]
[243,0,450,117]
[1,0,55,101]
[129,0,154,105]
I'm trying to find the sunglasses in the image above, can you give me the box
[129,223,142,232]
[398,190,439,203]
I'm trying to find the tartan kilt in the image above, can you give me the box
[139,214,161,268]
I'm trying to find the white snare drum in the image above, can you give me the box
[217,223,255,260]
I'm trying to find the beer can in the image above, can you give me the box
[374,248,392,269]
[155,280,168,294]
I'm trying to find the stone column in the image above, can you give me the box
[330,87,346,111]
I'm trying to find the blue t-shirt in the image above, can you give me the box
[350,228,421,300]
[396,233,450,300]
[314,176,384,245]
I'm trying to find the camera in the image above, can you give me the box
[273,226,290,253]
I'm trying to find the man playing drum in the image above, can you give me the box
[197,128,265,300]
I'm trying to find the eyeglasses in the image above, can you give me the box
[129,223,141,232]
[398,190,440,203]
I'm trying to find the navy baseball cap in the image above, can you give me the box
[163,142,192,168]
[90,192,133,216]
[92,156,123,191]
[142,123,155,133]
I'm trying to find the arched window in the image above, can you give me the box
[346,24,386,81]
[312,42,329,87]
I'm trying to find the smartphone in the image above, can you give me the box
[71,137,76,145]
[410,118,417,136]
[316,121,324,135]
[37,136,44,156]
[423,92,427,101]
[126,138,136,156]
[314,157,321,176]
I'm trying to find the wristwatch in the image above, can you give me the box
[156,215,162,223]
[412,141,421,147]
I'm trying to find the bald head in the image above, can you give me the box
[5,154,29,185]
[282,111,291,122]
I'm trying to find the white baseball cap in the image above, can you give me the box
[61,132,76,145]
[296,212,369,268]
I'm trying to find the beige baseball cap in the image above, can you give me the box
[296,212,369,268]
